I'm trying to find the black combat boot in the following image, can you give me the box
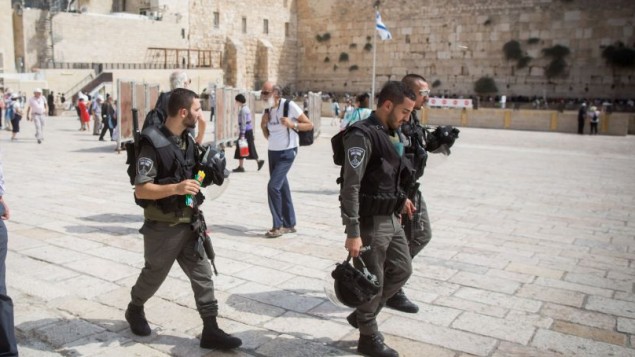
[385,289,419,313]
[358,333,399,357]
[200,316,242,350]
[347,312,384,341]
[125,303,151,336]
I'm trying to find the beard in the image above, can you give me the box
[267,97,275,108]
[184,113,197,129]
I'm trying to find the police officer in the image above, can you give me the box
[384,74,434,313]
[125,88,241,350]
[341,81,416,357]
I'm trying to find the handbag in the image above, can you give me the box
[238,138,249,157]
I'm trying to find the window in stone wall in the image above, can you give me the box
[285,22,289,37]
[264,19,269,34]
[242,17,247,33]
[213,12,220,29]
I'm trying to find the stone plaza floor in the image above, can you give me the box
[1,113,634,356]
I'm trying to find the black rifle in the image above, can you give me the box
[192,209,218,275]
[125,108,142,185]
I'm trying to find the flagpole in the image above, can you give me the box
[370,6,378,109]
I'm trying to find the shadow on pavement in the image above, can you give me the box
[65,225,140,236]
[80,213,143,224]
[211,225,262,238]
[70,144,119,154]
[293,189,339,195]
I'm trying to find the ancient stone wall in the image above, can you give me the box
[187,0,298,90]
[0,0,16,73]
[295,0,635,98]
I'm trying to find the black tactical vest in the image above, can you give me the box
[401,111,428,180]
[349,115,408,216]
[136,126,203,214]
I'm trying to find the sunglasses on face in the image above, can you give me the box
[419,89,430,96]
[261,91,271,96]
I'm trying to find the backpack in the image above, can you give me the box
[284,99,314,146]
[142,92,169,131]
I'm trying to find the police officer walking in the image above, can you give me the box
[125,88,241,350]
[341,81,416,357]
[386,74,458,313]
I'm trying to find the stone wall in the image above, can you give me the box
[295,0,635,98]
[0,0,16,74]
[187,0,298,90]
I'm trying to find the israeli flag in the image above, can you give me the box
[375,11,392,40]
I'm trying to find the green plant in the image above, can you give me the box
[474,77,498,94]
[364,43,372,51]
[602,42,635,68]
[527,37,541,45]
[431,79,442,88]
[339,52,349,62]
[545,57,567,79]
[349,65,359,71]
[517,56,532,69]
[316,32,331,42]
[503,40,523,60]
[324,56,330,63]
[542,44,571,79]
[542,45,570,58]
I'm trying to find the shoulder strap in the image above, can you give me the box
[140,125,171,148]
[283,99,290,118]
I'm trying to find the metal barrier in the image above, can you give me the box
[212,87,258,148]
[307,91,322,140]
[116,80,160,147]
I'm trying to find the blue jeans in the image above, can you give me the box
[0,212,18,356]
[267,148,297,229]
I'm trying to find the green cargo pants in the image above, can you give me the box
[355,214,412,335]
[130,220,218,318]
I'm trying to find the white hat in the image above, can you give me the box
[97,95,104,101]
[34,88,42,93]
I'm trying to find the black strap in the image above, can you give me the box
[284,99,293,146]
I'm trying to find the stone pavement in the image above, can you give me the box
[1,113,634,357]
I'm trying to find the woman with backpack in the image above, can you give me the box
[589,106,600,135]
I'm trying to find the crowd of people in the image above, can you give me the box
[0,67,620,356]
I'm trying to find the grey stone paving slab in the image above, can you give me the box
[586,295,635,319]
[381,315,497,356]
[452,311,536,345]
[3,116,635,355]
[33,319,106,348]
[531,329,635,357]
[255,334,353,357]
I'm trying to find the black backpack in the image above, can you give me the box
[142,92,169,131]
[283,99,314,146]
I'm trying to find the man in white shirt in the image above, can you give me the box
[26,88,47,144]
[259,81,313,238]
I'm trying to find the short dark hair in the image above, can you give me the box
[357,93,370,108]
[377,81,416,107]
[167,88,198,117]
[235,94,246,103]
[401,74,427,91]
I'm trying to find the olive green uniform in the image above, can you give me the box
[340,125,412,335]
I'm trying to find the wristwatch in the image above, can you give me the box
[294,122,298,130]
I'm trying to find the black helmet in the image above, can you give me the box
[331,255,381,308]
[198,145,229,186]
